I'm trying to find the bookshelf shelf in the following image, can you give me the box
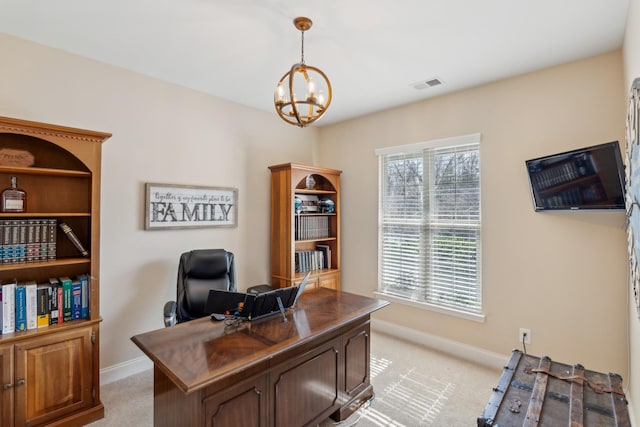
[0,165,91,177]
[0,212,91,218]
[0,116,109,426]
[0,317,100,345]
[295,237,338,244]
[296,212,337,216]
[269,163,342,291]
[294,188,337,195]
[293,267,339,279]
[0,257,90,273]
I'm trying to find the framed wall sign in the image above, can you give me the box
[144,183,238,230]
[625,77,640,319]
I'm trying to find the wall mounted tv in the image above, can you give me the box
[525,141,625,211]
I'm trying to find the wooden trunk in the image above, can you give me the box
[478,349,631,427]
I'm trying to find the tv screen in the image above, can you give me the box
[525,141,625,211]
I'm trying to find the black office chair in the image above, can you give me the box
[163,249,237,326]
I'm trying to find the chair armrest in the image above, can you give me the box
[163,301,177,327]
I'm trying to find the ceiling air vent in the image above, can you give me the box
[410,77,443,90]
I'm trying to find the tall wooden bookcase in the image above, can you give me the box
[269,163,341,290]
[0,116,110,426]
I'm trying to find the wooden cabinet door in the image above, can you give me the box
[14,327,94,427]
[343,324,370,398]
[203,374,268,427]
[270,338,340,427]
[0,344,13,427]
[331,322,374,422]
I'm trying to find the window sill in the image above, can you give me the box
[373,292,486,323]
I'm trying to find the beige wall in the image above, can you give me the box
[0,33,316,368]
[1,14,635,411]
[624,0,640,423]
[318,51,629,378]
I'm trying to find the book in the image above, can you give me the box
[1,219,10,264]
[316,244,331,269]
[17,219,27,263]
[26,219,37,262]
[25,280,37,330]
[46,219,57,261]
[58,222,88,257]
[36,283,50,327]
[15,283,27,332]
[60,276,73,322]
[48,277,60,325]
[8,219,19,263]
[71,278,82,320]
[36,219,45,261]
[78,274,89,319]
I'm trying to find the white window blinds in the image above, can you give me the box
[377,135,482,315]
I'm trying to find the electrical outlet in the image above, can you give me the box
[519,328,531,345]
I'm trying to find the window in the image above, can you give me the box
[376,134,482,317]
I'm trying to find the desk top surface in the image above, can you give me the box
[131,288,389,393]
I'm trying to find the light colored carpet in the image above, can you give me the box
[88,332,501,426]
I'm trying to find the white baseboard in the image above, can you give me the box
[100,356,153,385]
[371,318,508,371]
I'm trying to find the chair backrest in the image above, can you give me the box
[176,249,237,323]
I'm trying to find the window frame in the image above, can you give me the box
[375,133,484,322]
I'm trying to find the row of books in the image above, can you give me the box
[531,156,595,191]
[540,183,607,208]
[294,215,330,241]
[294,244,332,273]
[0,275,89,334]
[0,218,57,264]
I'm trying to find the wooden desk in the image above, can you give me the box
[131,288,389,427]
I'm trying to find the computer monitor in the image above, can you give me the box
[246,287,297,320]
[206,283,302,321]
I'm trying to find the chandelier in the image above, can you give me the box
[274,17,332,127]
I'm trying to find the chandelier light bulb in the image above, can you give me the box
[275,83,285,105]
[307,79,316,100]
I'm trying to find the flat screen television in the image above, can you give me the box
[525,141,625,211]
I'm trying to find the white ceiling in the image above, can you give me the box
[0,0,630,126]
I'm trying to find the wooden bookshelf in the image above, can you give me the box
[0,116,110,426]
[269,163,341,290]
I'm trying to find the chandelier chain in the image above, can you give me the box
[300,31,305,65]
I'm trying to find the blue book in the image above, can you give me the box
[15,284,27,332]
[78,274,89,319]
[71,279,82,320]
